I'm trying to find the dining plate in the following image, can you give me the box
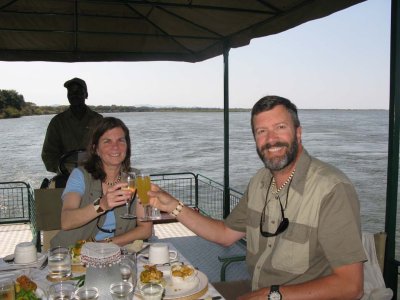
[135,270,208,300]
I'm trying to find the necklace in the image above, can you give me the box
[271,168,296,195]
[105,174,121,186]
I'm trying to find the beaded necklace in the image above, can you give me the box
[104,174,121,186]
[271,168,296,195]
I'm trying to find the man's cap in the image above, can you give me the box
[64,77,88,94]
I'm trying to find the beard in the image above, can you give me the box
[257,137,298,171]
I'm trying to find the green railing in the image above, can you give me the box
[150,172,243,219]
[0,181,34,224]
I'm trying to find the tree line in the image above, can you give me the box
[0,89,248,119]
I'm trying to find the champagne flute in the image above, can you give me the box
[136,173,161,221]
[120,172,137,219]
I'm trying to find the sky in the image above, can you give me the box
[0,0,391,109]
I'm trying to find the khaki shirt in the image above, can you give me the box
[41,107,102,173]
[225,149,366,290]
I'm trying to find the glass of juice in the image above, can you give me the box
[136,173,161,221]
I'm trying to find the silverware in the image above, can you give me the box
[136,244,150,255]
[39,256,48,270]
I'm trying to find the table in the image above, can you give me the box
[0,242,224,300]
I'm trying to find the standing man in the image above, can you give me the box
[149,96,366,299]
[42,77,103,174]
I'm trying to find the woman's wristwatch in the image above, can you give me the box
[93,197,105,213]
[268,285,282,300]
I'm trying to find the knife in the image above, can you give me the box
[39,256,48,270]
[136,244,150,255]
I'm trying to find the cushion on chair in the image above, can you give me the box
[34,188,63,231]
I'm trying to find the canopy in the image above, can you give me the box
[0,0,364,62]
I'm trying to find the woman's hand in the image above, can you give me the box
[148,183,180,214]
[101,182,132,210]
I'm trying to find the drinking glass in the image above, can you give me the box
[139,283,164,300]
[0,278,15,300]
[109,281,134,300]
[136,173,161,221]
[48,282,76,300]
[48,246,72,280]
[120,171,137,219]
[74,286,99,300]
[119,253,137,288]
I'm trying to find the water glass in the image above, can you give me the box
[48,282,76,300]
[0,278,15,300]
[109,281,134,300]
[48,246,72,279]
[119,254,137,287]
[74,286,99,300]
[139,283,164,300]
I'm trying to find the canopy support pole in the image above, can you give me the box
[223,46,230,219]
[384,0,399,297]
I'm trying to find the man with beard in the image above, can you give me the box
[148,96,366,300]
[42,77,103,174]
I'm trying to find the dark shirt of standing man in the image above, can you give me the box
[41,78,103,173]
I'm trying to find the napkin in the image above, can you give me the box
[0,253,47,271]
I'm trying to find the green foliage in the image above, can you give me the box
[0,89,249,119]
[2,106,22,118]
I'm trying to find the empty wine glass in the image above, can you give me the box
[120,171,137,219]
[119,253,137,289]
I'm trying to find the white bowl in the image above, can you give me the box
[14,242,37,264]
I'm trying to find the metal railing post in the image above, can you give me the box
[384,0,400,296]
[223,45,230,218]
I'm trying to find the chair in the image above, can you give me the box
[218,238,247,281]
[362,232,393,300]
[33,188,63,252]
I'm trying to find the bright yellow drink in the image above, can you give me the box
[136,175,151,206]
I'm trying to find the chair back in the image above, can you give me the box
[34,188,63,252]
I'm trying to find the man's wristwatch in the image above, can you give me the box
[93,197,104,213]
[268,285,282,300]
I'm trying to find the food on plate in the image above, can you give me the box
[140,265,164,284]
[170,263,197,284]
[70,239,86,272]
[15,275,40,300]
[70,239,86,263]
[171,263,195,278]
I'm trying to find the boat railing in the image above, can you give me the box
[149,172,243,219]
[0,181,34,225]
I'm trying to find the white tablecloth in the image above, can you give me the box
[0,242,224,300]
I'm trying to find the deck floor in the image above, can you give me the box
[0,223,250,283]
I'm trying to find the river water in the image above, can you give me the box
[0,110,398,257]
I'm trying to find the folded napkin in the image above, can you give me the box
[0,253,47,271]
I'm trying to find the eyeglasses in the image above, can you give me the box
[259,197,289,237]
[96,217,116,234]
